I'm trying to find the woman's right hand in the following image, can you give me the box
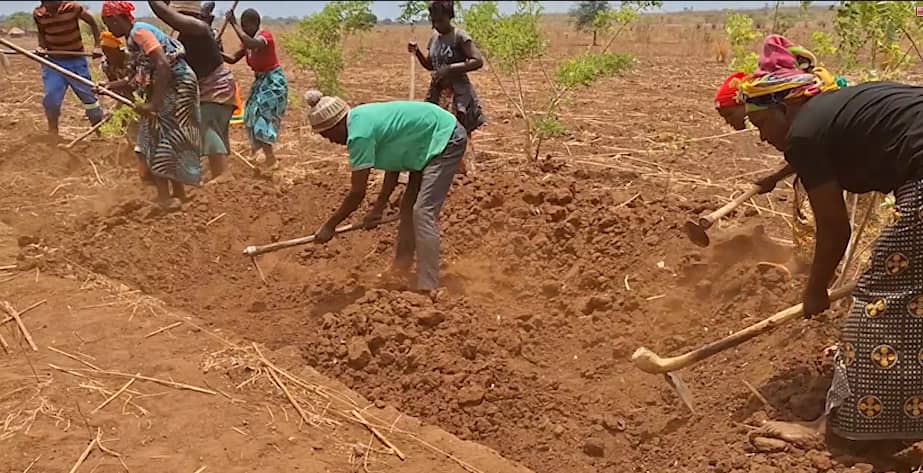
[407,42,418,54]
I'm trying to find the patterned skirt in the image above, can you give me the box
[136,59,202,185]
[245,66,288,150]
[827,178,923,440]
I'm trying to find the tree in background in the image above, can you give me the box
[466,0,635,161]
[283,1,375,95]
[2,11,34,32]
[570,1,611,46]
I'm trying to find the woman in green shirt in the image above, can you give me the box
[304,90,468,295]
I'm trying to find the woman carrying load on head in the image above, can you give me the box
[409,0,485,176]
[223,8,288,167]
[303,91,467,299]
[101,0,201,210]
[739,34,923,447]
[149,0,237,184]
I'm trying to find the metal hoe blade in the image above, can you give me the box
[664,372,695,414]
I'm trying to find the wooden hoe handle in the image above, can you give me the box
[631,281,857,374]
[699,186,761,228]
[0,38,133,107]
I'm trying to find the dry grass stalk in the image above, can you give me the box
[252,343,315,428]
[67,436,97,473]
[144,321,183,339]
[0,299,47,326]
[205,213,226,226]
[192,466,207,473]
[22,455,40,473]
[91,377,136,414]
[48,346,104,371]
[0,301,38,351]
[351,409,407,461]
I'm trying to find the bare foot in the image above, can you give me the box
[749,419,823,450]
[205,173,235,186]
[154,197,182,212]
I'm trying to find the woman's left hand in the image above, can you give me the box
[314,224,336,244]
[134,102,158,116]
[802,286,831,318]
[225,10,237,25]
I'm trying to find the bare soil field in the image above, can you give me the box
[1,17,917,473]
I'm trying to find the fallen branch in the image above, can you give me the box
[351,409,407,461]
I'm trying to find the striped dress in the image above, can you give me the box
[127,22,202,185]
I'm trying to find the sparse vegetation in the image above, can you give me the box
[725,12,759,73]
[465,1,636,161]
[282,1,376,95]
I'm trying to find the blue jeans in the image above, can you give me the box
[41,56,103,124]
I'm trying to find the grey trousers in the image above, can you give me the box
[395,123,467,290]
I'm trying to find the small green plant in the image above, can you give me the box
[282,1,375,95]
[725,12,759,73]
[100,104,138,139]
[832,1,920,81]
[465,1,636,161]
[810,30,837,59]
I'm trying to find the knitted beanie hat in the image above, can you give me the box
[304,90,349,133]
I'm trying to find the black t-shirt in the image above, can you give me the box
[785,82,923,194]
[178,30,223,79]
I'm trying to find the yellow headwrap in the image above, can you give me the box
[100,31,124,49]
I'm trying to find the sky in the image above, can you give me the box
[0,1,835,20]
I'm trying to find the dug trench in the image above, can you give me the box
[4,131,907,473]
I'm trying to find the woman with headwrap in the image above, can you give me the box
[408,0,485,176]
[101,0,201,210]
[740,35,923,446]
[223,8,288,167]
[303,90,467,298]
[149,0,237,184]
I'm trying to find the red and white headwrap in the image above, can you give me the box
[101,1,135,22]
[714,72,747,109]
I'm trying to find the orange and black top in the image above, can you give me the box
[33,2,86,53]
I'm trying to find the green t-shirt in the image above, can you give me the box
[346,101,458,172]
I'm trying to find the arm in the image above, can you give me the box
[231,21,268,50]
[148,0,209,36]
[803,180,851,315]
[79,8,101,48]
[323,169,371,230]
[146,47,172,110]
[372,172,400,212]
[414,46,433,70]
[222,49,246,64]
[34,15,48,50]
[449,39,484,74]
[362,172,399,227]
[754,162,795,194]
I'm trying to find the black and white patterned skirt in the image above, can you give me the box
[828,179,923,440]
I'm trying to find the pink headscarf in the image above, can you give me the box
[752,34,817,79]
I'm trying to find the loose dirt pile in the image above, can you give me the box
[2,21,915,473]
